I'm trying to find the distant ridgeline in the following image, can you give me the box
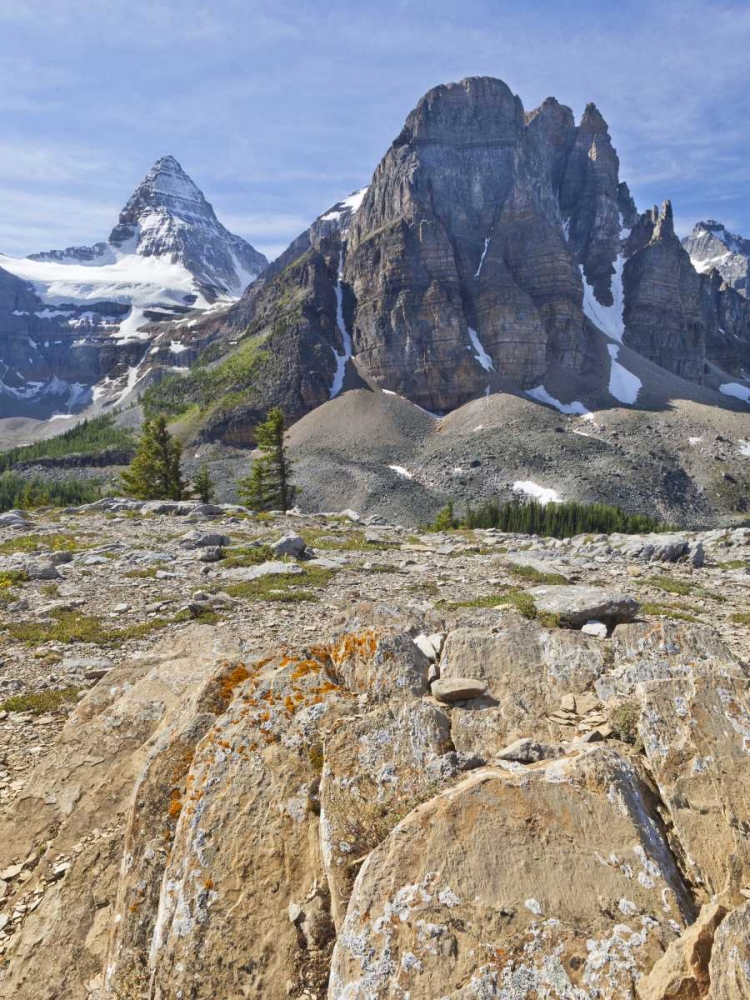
[0,415,135,474]
[0,414,134,512]
[432,499,676,537]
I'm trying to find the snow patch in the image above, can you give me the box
[389,465,413,479]
[720,382,750,403]
[467,327,494,372]
[738,440,750,457]
[580,261,625,342]
[607,344,641,405]
[169,340,188,354]
[329,250,353,398]
[527,385,590,416]
[474,236,490,278]
[512,481,561,505]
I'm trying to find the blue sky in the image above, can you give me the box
[1,0,749,261]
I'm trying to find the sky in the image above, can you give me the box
[1,0,749,262]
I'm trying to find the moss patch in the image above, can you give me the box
[0,687,80,714]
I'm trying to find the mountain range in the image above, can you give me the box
[1,76,749,523]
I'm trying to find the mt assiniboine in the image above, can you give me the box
[0,155,267,417]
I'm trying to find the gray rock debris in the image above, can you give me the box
[529,584,639,628]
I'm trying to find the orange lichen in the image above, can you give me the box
[330,631,379,665]
[218,664,251,706]
[167,789,183,820]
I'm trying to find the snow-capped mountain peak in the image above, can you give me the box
[683,220,749,296]
[108,155,267,296]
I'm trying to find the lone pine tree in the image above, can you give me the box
[237,408,294,511]
[120,416,187,501]
[193,463,216,504]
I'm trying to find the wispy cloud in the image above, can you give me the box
[0,0,748,257]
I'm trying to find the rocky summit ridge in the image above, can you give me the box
[0,501,749,997]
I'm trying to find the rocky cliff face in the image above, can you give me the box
[622,202,707,381]
[156,76,750,444]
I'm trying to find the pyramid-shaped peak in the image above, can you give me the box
[135,155,206,205]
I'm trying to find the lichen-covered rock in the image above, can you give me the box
[328,746,695,999]
[636,674,750,902]
[708,900,750,999]
[148,648,355,1000]
[320,701,452,930]
[328,630,430,703]
[597,621,747,702]
[0,626,242,1000]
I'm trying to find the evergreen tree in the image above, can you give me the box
[237,408,294,511]
[193,463,216,504]
[120,416,187,500]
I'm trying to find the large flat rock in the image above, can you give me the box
[529,584,639,627]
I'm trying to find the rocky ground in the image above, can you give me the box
[0,498,748,998]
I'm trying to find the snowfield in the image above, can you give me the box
[512,480,561,505]
[607,344,641,404]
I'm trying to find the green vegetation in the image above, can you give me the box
[446,586,559,626]
[0,472,103,512]
[237,408,295,511]
[429,499,676,538]
[646,575,693,596]
[222,544,274,568]
[193,463,216,504]
[717,559,748,570]
[730,611,750,625]
[504,562,570,585]
[609,701,643,750]
[641,601,698,623]
[121,416,187,500]
[225,565,336,603]
[0,414,134,473]
[0,687,81,715]
[1,609,173,645]
[142,333,271,420]
[0,532,88,554]
[646,575,725,602]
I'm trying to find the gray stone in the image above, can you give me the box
[529,585,639,627]
[271,534,307,558]
[180,530,231,549]
[195,546,223,563]
[581,620,608,638]
[431,677,488,703]
[494,737,566,763]
[27,559,60,580]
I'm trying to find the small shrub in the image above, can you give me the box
[1,687,80,714]
[731,611,750,625]
[610,701,643,750]
[504,563,570,585]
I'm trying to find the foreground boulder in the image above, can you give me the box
[0,627,243,1000]
[636,674,750,903]
[328,746,695,999]
[529,584,639,628]
[708,900,750,999]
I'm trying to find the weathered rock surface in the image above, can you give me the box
[1,506,750,998]
[442,616,611,754]
[708,900,750,999]
[636,902,727,1000]
[328,747,695,999]
[529,583,639,627]
[636,674,750,902]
